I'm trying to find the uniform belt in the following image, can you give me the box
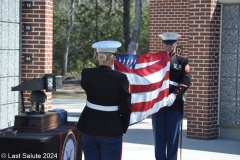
[169,80,179,87]
[86,100,118,111]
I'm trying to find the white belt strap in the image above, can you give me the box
[169,80,179,87]
[86,100,118,111]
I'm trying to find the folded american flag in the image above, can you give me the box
[113,51,170,125]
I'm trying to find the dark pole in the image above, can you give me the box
[123,0,130,52]
[180,102,185,160]
[21,91,25,113]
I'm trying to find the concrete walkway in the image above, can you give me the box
[52,99,240,160]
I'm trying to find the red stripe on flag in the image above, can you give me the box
[131,88,169,112]
[129,71,169,93]
[114,51,170,124]
[114,54,169,77]
[136,51,168,63]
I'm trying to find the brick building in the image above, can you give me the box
[0,0,53,130]
[21,0,53,112]
[149,0,240,140]
[0,0,239,140]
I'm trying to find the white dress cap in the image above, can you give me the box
[92,40,122,53]
[158,32,181,43]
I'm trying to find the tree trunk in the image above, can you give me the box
[123,0,131,53]
[62,0,75,76]
[95,0,99,41]
[109,0,112,14]
[127,0,142,55]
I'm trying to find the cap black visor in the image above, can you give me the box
[162,40,177,45]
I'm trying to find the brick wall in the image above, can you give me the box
[149,0,189,57]
[21,0,53,111]
[187,0,220,140]
[149,0,220,140]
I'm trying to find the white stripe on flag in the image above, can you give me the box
[122,62,170,85]
[135,59,161,69]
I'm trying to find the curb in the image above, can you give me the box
[62,80,81,84]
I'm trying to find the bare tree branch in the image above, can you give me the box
[62,0,75,75]
[127,0,142,54]
[123,0,130,52]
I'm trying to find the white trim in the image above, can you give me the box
[219,0,240,4]
[86,101,118,111]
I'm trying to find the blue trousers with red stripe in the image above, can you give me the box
[152,110,181,160]
[81,134,122,160]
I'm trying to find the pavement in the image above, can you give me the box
[52,99,240,160]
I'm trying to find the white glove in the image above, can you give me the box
[166,93,176,107]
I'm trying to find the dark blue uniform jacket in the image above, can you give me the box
[76,65,131,137]
[162,54,191,112]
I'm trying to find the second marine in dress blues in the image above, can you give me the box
[152,32,191,160]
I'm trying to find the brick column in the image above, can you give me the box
[187,0,220,140]
[21,0,53,111]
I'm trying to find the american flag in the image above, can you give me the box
[113,51,170,125]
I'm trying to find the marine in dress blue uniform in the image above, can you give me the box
[152,32,191,160]
[76,40,131,160]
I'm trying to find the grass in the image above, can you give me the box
[52,92,86,99]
